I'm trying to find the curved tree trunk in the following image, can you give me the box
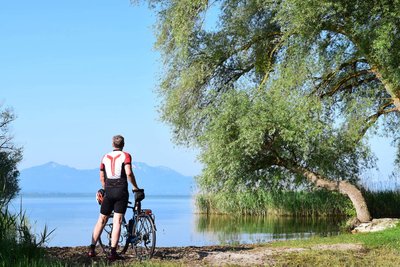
[279,160,371,222]
[301,168,371,222]
[371,67,400,112]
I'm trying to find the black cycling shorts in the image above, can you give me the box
[100,187,129,215]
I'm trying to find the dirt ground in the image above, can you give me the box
[46,243,364,266]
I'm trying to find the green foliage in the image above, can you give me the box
[0,208,56,266]
[150,0,400,143]
[364,189,400,218]
[0,107,58,266]
[196,189,354,217]
[195,87,374,200]
[0,107,22,207]
[0,150,22,207]
[149,0,400,216]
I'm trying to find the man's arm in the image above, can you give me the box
[100,170,105,189]
[125,164,139,190]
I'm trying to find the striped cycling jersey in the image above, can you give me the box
[100,149,132,188]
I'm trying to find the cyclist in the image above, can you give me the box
[88,135,140,260]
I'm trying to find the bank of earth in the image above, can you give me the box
[46,220,400,266]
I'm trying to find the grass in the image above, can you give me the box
[0,206,60,267]
[196,188,400,219]
[269,223,400,266]
[364,189,400,218]
[196,189,354,217]
[274,248,400,267]
[269,222,400,249]
[12,222,400,267]
[121,225,400,266]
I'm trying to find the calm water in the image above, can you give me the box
[9,195,344,247]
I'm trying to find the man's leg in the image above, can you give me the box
[111,212,124,248]
[91,213,108,245]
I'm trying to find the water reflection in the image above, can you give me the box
[10,195,347,247]
[195,214,345,244]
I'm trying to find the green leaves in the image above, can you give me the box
[0,107,23,208]
[149,0,400,198]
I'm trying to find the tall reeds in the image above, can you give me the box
[196,189,354,217]
[0,203,57,266]
[363,189,400,218]
[197,187,400,219]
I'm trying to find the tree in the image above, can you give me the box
[147,0,400,222]
[0,107,22,207]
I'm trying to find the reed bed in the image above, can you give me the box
[197,187,400,219]
[0,206,57,267]
[196,189,354,217]
[363,189,400,218]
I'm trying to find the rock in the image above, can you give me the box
[344,217,361,231]
[352,218,400,233]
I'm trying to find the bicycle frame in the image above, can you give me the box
[125,200,156,242]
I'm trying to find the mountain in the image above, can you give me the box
[19,161,195,196]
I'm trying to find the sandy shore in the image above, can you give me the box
[46,243,365,266]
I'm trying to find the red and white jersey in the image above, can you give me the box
[100,149,132,180]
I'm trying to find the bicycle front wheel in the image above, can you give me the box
[133,215,156,259]
[98,217,129,255]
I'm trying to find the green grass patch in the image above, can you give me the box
[266,224,400,266]
[269,223,400,250]
[274,247,400,267]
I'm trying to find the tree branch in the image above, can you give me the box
[311,58,369,95]
[319,69,373,98]
[358,101,397,137]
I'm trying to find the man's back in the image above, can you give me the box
[101,150,132,188]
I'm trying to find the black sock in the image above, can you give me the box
[90,244,95,249]
[111,247,117,255]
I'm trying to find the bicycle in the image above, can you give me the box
[98,189,156,259]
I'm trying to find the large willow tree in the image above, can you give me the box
[147,0,400,222]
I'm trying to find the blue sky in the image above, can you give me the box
[0,0,201,176]
[0,1,398,187]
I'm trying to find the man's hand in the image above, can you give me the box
[133,188,145,202]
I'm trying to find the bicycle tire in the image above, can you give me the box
[98,216,129,255]
[133,214,156,259]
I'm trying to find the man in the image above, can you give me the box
[88,135,139,260]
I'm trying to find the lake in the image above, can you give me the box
[9,195,344,247]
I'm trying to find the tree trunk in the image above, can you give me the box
[371,68,400,112]
[280,160,371,222]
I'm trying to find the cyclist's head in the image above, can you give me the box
[113,135,125,149]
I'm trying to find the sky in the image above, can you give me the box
[0,0,202,176]
[0,1,398,187]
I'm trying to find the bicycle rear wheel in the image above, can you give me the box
[133,215,156,259]
[98,216,129,255]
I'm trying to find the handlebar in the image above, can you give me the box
[127,189,145,211]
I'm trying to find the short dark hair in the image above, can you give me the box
[113,135,125,149]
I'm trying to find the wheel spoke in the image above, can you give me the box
[134,215,156,259]
[98,205,156,259]
[98,216,129,255]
